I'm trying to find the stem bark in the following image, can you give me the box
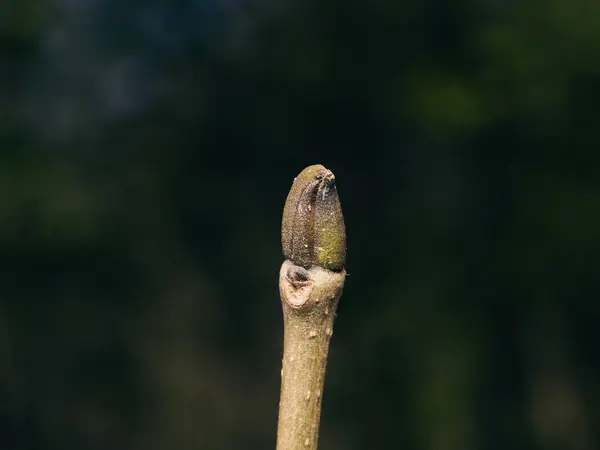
[276,260,346,450]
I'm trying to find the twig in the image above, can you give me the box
[276,165,347,450]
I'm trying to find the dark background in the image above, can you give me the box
[2,1,600,449]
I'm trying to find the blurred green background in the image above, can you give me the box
[2,0,599,449]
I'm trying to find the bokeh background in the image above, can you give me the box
[2,0,600,449]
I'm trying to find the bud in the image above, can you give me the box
[282,165,346,271]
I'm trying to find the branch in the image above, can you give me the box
[276,165,347,450]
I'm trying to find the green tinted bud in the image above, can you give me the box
[281,165,346,271]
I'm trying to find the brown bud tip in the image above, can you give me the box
[281,165,346,271]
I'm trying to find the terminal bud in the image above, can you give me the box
[281,165,346,271]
